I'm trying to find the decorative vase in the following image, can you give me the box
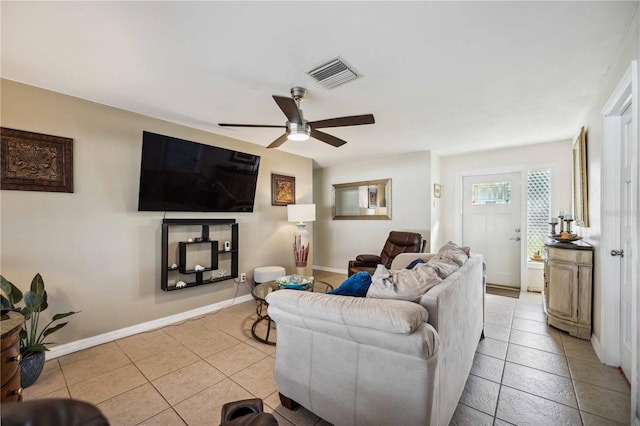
[20,352,46,388]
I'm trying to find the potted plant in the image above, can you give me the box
[0,273,79,387]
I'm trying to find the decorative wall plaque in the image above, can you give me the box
[271,173,295,206]
[1,128,73,193]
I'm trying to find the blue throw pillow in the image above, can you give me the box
[406,258,425,269]
[328,271,372,297]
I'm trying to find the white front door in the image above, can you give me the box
[619,106,633,380]
[463,172,522,289]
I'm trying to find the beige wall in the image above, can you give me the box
[0,79,312,344]
[313,151,431,272]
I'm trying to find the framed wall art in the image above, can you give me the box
[368,186,378,208]
[1,128,74,193]
[271,173,295,206]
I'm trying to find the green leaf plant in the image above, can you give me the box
[0,273,79,357]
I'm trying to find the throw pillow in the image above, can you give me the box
[366,264,442,302]
[437,241,470,266]
[328,271,372,297]
[426,254,460,278]
[405,258,426,269]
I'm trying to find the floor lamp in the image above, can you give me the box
[287,204,316,276]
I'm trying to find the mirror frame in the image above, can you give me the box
[572,127,589,227]
[332,178,392,220]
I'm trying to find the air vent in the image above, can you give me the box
[306,57,360,89]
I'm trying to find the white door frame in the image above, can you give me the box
[455,166,528,290]
[600,60,638,420]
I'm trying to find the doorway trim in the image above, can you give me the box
[600,60,638,419]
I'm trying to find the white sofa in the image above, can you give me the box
[266,252,485,426]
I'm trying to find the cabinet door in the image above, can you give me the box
[547,260,578,322]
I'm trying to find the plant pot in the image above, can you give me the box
[20,352,46,388]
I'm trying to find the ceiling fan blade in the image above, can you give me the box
[273,95,302,124]
[310,129,347,147]
[309,114,375,129]
[218,123,285,128]
[267,133,289,149]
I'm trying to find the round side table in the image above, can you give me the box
[250,280,334,345]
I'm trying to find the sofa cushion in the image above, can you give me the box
[266,290,429,335]
[328,271,372,297]
[367,264,442,302]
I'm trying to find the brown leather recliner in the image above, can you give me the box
[347,231,426,276]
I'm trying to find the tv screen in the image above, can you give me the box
[138,131,260,212]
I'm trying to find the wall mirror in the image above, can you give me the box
[572,127,589,227]
[332,178,391,220]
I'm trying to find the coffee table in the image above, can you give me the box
[251,280,334,345]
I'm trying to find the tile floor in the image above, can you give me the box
[23,271,630,425]
[452,290,631,426]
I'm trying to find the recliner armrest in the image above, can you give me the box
[355,254,381,264]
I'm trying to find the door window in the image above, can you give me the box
[471,182,511,205]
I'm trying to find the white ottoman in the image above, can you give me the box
[253,266,286,284]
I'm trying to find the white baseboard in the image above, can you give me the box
[591,333,603,362]
[313,265,348,275]
[46,294,254,360]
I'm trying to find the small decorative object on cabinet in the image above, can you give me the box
[161,219,238,291]
[1,311,24,402]
[543,237,593,339]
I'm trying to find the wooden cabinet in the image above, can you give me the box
[1,311,24,402]
[543,239,593,339]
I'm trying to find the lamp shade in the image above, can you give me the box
[287,204,316,223]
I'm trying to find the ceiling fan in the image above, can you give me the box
[218,87,375,148]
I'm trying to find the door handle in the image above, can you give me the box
[610,249,624,257]
[509,237,521,241]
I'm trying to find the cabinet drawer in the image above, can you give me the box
[0,368,22,402]
[1,343,20,385]
[548,247,592,265]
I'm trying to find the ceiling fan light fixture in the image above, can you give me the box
[286,121,311,141]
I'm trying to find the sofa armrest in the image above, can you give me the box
[355,254,381,264]
[391,253,436,270]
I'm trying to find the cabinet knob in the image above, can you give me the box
[12,387,23,396]
[11,354,22,363]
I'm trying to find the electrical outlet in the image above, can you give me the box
[240,272,247,283]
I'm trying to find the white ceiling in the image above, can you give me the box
[1,1,637,168]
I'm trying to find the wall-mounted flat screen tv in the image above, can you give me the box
[138,131,261,212]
